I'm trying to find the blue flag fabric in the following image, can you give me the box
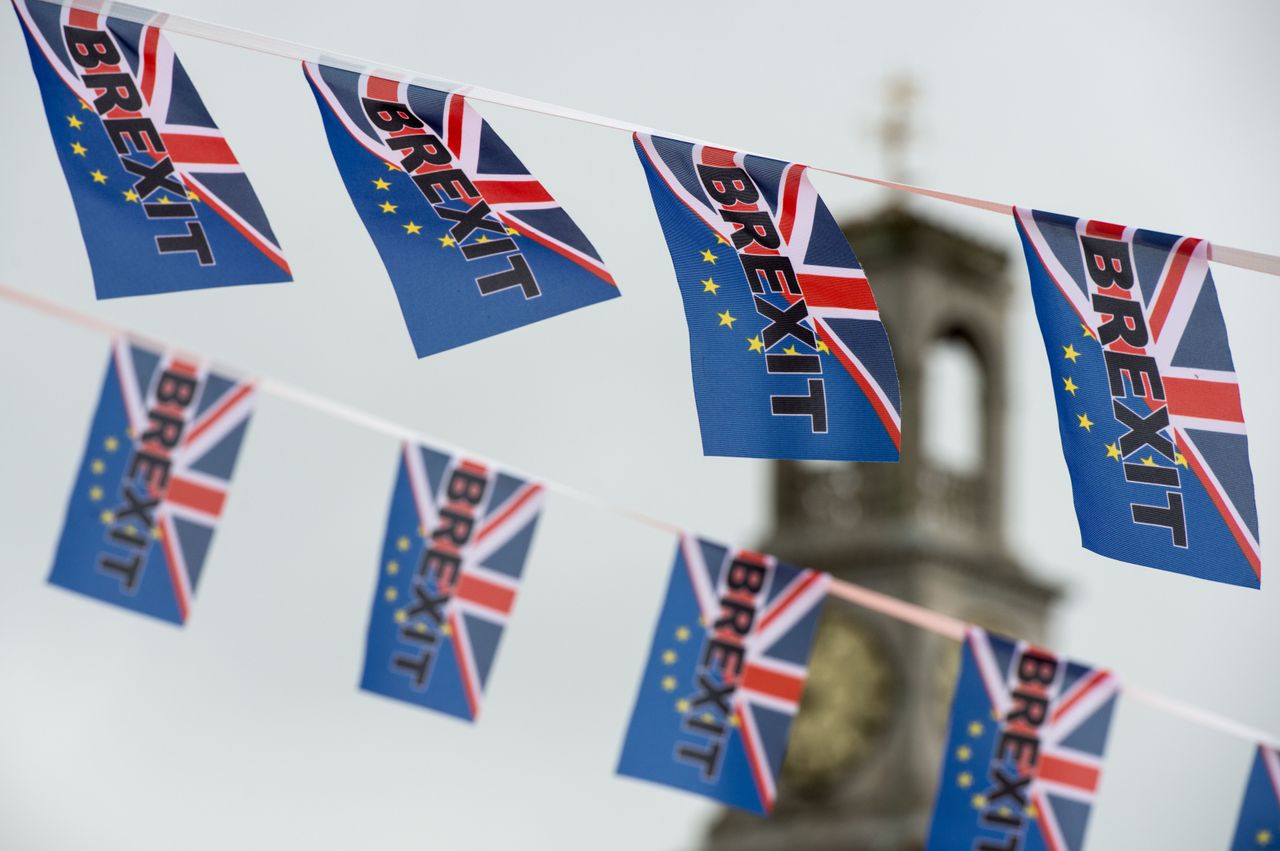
[632,133,901,461]
[1230,746,1280,850]
[49,338,255,625]
[617,534,828,814]
[302,62,619,357]
[11,0,291,298]
[361,441,545,721]
[1014,208,1261,587]
[926,627,1120,851]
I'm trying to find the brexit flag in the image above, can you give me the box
[1015,208,1260,587]
[617,534,828,814]
[303,62,619,357]
[633,133,900,461]
[926,627,1119,851]
[361,441,544,721]
[1231,746,1280,850]
[11,0,290,298]
[49,338,255,624]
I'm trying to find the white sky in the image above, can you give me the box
[1,1,1277,849]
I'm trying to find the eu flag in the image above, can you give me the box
[1230,746,1280,851]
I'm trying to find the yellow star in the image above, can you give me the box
[1175,453,1188,467]
[90,459,105,474]
[1062,376,1079,395]
[715,233,730,246]
[747,336,764,353]
[403,221,423,235]
[79,99,92,111]
[100,510,115,525]
[186,190,200,202]
[90,169,107,184]
[957,772,973,789]
[728,713,740,728]
[816,340,830,354]
[123,189,139,203]
[661,676,677,692]
[675,698,690,713]
[384,587,398,602]
[967,721,984,737]
[88,486,103,502]
[378,200,397,214]
[151,526,163,541]
[717,310,736,328]
[675,626,690,642]
[971,794,987,810]
[1077,413,1094,432]
[104,436,119,452]
[396,536,410,552]
[956,745,972,761]
[1062,343,1081,363]
[373,177,391,190]
[394,610,407,624]
[416,622,429,634]
[783,345,800,356]
[1105,442,1122,461]
[70,141,87,156]
[1257,828,1273,846]
[385,161,399,171]
[158,195,172,205]
[67,114,84,130]
[1025,804,1039,820]
[438,235,456,248]
[661,650,677,665]
[476,234,490,243]
[1141,455,1157,466]
[386,560,399,575]
[700,712,715,724]
[1081,323,1095,339]
[440,622,453,636]
[505,227,519,236]
[701,277,720,294]
[700,249,717,264]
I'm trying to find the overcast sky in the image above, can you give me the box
[1,1,1277,849]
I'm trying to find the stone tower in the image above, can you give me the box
[704,204,1058,851]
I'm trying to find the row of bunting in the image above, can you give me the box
[10,0,1263,588]
[38,332,1280,849]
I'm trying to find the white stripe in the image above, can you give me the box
[1151,240,1210,367]
[746,572,829,662]
[814,315,902,429]
[678,533,720,627]
[402,440,438,536]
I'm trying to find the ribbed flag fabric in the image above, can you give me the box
[1230,746,1280,850]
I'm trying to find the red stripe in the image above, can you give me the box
[1031,790,1064,851]
[700,147,738,168]
[188,183,291,275]
[162,133,239,166]
[777,165,804,244]
[449,610,480,719]
[1084,219,1126,239]
[1037,754,1100,792]
[741,664,805,705]
[1164,376,1244,423]
[1051,669,1109,723]
[1178,435,1261,578]
[796,273,876,311]
[456,573,516,616]
[364,75,400,102]
[67,8,99,29]
[475,484,543,543]
[734,701,775,813]
[755,571,821,635]
[184,383,253,447]
[165,476,227,517]
[139,26,160,105]
[159,514,191,623]
[496,213,616,286]
[446,93,465,159]
[1148,238,1199,342]
[473,179,554,206]
[820,325,902,448]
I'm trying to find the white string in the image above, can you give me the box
[29,0,1280,277]
[0,281,1274,750]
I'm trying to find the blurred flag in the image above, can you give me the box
[11,0,290,297]
[303,62,619,357]
[632,133,900,461]
[926,627,1119,851]
[361,441,544,721]
[1014,208,1260,587]
[1230,746,1280,850]
[49,338,255,624]
[617,534,828,814]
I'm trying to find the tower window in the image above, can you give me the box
[922,333,984,476]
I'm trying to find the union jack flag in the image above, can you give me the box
[361,441,544,721]
[1015,208,1260,587]
[633,133,900,461]
[617,534,829,814]
[11,0,290,297]
[1230,745,1280,850]
[303,62,618,357]
[925,627,1120,851]
[49,338,255,625]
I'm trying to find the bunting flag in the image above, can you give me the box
[632,133,900,461]
[1231,746,1280,850]
[361,442,544,721]
[926,626,1119,851]
[617,534,828,814]
[302,62,619,357]
[1014,208,1261,587]
[48,338,255,624]
[10,0,291,298]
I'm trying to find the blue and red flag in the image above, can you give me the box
[11,0,291,298]
[1015,208,1260,587]
[617,533,829,814]
[926,627,1119,851]
[49,338,255,625]
[361,441,544,721]
[302,62,619,357]
[1231,746,1280,850]
[633,133,900,461]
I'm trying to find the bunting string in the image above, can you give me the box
[1,279,1275,752]
[37,0,1280,278]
